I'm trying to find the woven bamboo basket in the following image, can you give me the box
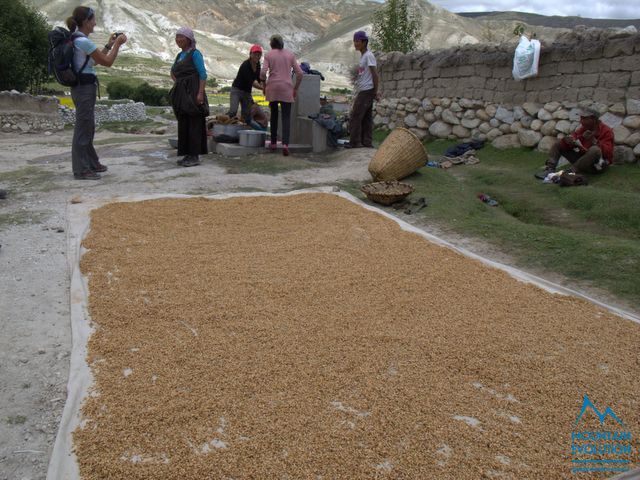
[368,128,428,181]
[360,181,414,206]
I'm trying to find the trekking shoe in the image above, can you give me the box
[344,142,362,149]
[594,158,607,171]
[534,168,554,180]
[74,171,101,180]
[93,163,108,173]
[182,156,200,167]
[269,142,277,151]
[282,144,289,156]
[176,156,188,166]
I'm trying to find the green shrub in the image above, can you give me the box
[106,81,171,106]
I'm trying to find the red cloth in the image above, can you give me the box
[561,121,614,164]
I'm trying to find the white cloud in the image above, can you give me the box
[429,0,640,19]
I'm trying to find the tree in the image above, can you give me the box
[371,0,421,54]
[0,0,50,93]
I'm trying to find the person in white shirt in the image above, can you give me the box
[347,30,380,149]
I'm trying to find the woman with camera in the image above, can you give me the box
[66,6,127,180]
[170,27,209,167]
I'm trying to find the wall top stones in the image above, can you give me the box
[378,27,640,106]
[0,90,60,115]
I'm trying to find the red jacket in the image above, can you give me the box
[561,121,614,164]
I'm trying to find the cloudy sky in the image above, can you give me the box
[428,1,640,19]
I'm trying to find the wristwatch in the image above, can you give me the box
[104,43,112,51]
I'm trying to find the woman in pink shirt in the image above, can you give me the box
[260,34,303,156]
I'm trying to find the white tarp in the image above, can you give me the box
[47,189,640,479]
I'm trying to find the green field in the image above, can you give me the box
[348,135,640,309]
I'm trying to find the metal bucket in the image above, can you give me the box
[212,124,226,136]
[239,130,266,147]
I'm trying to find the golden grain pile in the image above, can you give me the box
[75,193,640,479]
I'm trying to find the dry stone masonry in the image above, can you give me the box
[1,91,148,133]
[0,90,64,133]
[375,27,640,161]
[58,100,147,125]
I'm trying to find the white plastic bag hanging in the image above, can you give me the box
[512,35,541,80]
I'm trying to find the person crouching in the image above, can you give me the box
[536,108,613,179]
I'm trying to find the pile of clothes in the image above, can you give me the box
[300,62,325,80]
[436,140,485,169]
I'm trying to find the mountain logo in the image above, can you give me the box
[574,395,625,426]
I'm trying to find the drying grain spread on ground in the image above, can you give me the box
[75,193,640,479]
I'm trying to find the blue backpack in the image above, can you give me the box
[47,27,90,87]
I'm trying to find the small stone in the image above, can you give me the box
[495,107,515,124]
[552,109,569,120]
[522,102,541,116]
[537,109,553,121]
[518,129,542,147]
[613,145,636,164]
[492,133,521,149]
[555,120,572,134]
[613,125,631,144]
[544,101,561,112]
[538,135,558,153]
[624,132,640,147]
[622,115,640,130]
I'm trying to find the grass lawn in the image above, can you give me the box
[98,119,165,134]
[351,134,640,309]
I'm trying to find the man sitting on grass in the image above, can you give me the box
[535,108,614,179]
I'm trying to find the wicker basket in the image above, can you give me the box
[360,181,415,206]
[368,128,428,181]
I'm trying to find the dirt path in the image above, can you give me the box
[0,128,375,480]
[0,128,636,479]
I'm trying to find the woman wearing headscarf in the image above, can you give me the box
[170,27,208,167]
[260,34,303,156]
[66,6,127,180]
[227,44,264,123]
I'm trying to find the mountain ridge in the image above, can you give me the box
[457,11,640,30]
[33,0,630,86]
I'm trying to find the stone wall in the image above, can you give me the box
[374,28,640,160]
[58,101,147,125]
[1,91,149,133]
[0,91,64,133]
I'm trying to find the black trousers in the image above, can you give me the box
[177,114,207,156]
[269,101,292,145]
